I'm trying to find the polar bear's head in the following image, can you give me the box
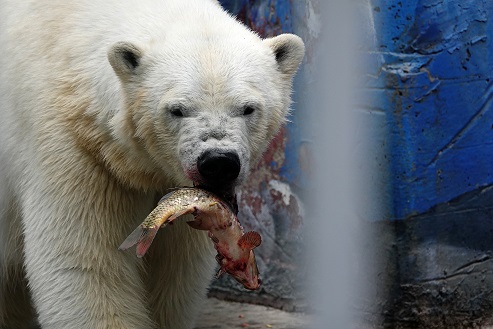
[107,30,304,195]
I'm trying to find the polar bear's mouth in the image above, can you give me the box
[196,150,241,184]
[193,182,239,215]
[185,149,241,213]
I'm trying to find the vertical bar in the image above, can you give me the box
[307,1,365,328]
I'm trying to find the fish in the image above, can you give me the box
[119,187,262,290]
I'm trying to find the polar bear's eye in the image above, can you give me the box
[169,106,184,117]
[243,106,256,116]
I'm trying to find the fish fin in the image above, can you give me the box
[158,190,177,204]
[135,226,160,258]
[119,225,147,251]
[158,187,196,204]
[238,231,262,250]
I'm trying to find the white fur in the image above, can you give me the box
[0,0,304,328]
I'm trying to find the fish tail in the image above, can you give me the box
[119,225,159,258]
[118,225,146,251]
[135,226,160,258]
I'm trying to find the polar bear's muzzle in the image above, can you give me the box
[197,150,241,188]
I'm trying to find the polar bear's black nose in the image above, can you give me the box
[198,150,241,185]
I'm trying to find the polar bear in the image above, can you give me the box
[0,0,304,328]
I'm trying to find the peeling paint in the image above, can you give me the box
[381,56,430,78]
[407,0,488,55]
[268,180,292,206]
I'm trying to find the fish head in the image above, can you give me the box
[219,250,261,291]
[217,231,262,290]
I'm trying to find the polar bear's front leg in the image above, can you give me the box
[20,177,156,329]
[145,220,216,329]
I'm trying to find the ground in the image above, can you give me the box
[194,298,311,329]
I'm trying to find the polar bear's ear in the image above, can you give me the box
[108,41,144,80]
[264,34,305,76]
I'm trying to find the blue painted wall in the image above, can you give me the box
[367,0,493,219]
